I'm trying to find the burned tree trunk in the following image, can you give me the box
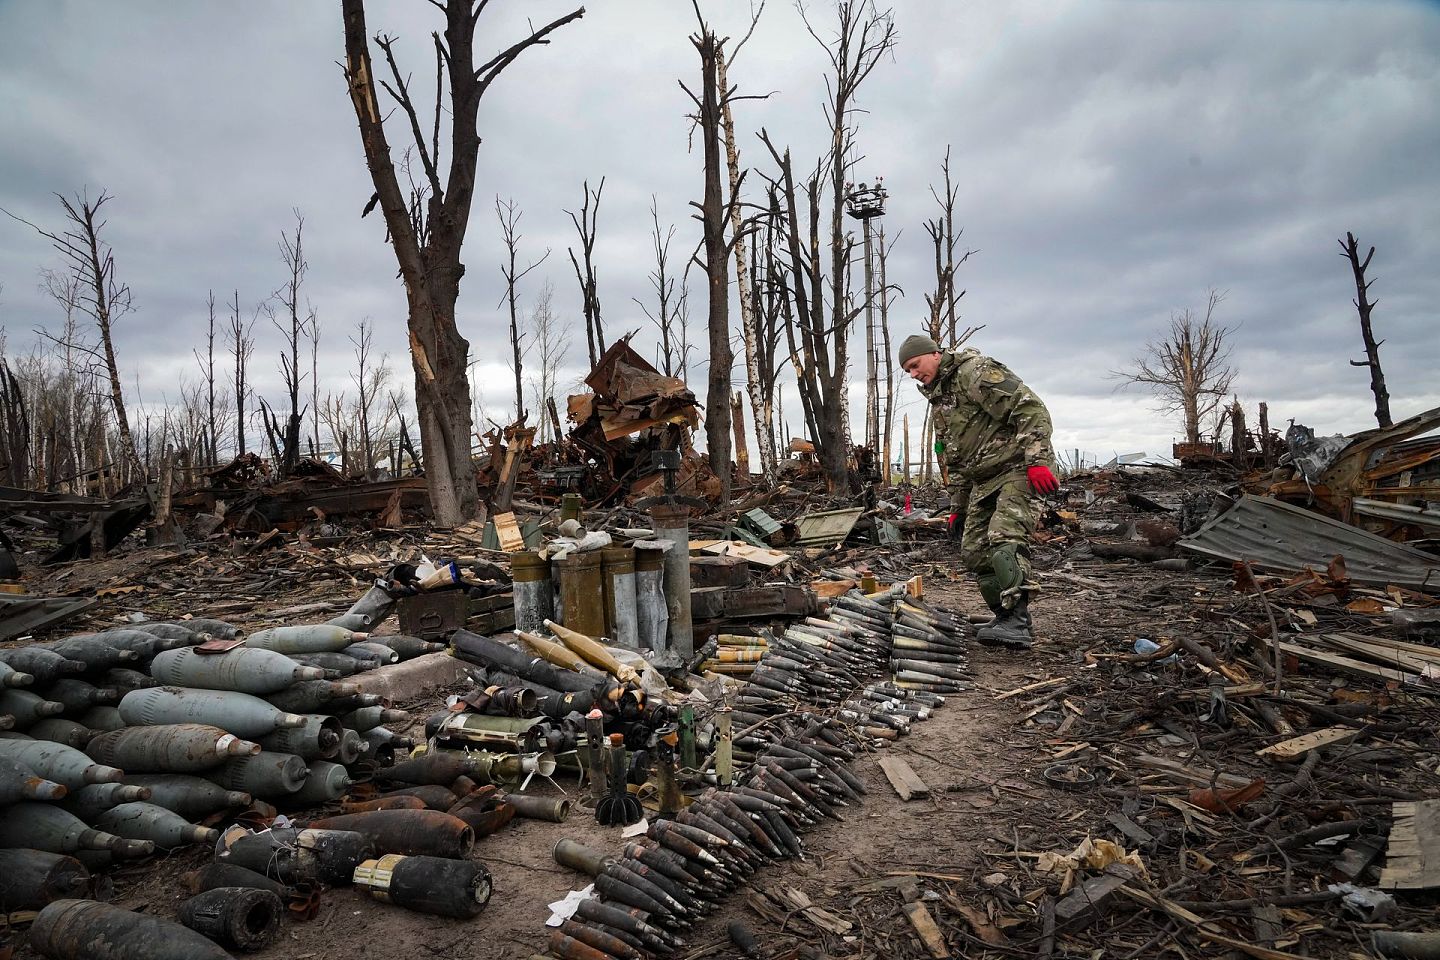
[566,179,606,370]
[228,290,254,458]
[687,20,733,506]
[340,0,583,525]
[1339,231,1391,429]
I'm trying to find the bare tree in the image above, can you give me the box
[226,290,256,458]
[682,8,746,505]
[636,198,684,378]
[350,317,395,477]
[309,312,321,457]
[496,196,549,424]
[759,0,897,492]
[751,187,788,469]
[922,146,976,345]
[1339,231,1392,428]
[1117,290,1238,445]
[194,292,222,465]
[714,3,775,483]
[527,281,569,446]
[260,213,310,476]
[9,192,142,480]
[340,0,584,524]
[566,178,605,369]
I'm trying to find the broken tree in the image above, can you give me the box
[340,0,584,525]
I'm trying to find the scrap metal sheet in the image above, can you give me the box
[1179,495,1440,592]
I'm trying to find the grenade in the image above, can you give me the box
[87,723,259,773]
[149,646,326,695]
[119,687,306,738]
[245,624,365,654]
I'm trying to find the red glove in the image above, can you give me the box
[947,512,962,539]
[1027,465,1059,494]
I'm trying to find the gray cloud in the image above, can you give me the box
[1,0,1436,467]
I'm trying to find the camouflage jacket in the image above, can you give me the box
[920,349,1056,503]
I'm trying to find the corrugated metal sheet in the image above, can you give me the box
[1179,495,1440,592]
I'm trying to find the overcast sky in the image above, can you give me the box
[1,0,1437,468]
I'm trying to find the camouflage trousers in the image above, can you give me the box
[957,473,1037,612]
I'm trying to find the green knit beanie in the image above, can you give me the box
[898,334,940,366]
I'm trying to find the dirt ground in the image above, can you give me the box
[8,574,1111,960]
[8,540,1436,959]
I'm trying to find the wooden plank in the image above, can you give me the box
[811,579,858,599]
[1105,812,1156,847]
[901,901,951,959]
[1257,725,1362,761]
[689,539,791,569]
[1314,633,1440,678]
[995,677,1065,700]
[1276,640,1425,686]
[877,756,930,801]
[491,512,525,552]
[1379,799,1440,890]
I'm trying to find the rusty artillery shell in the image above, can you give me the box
[352,853,493,919]
[288,760,352,804]
[574,898,678,952]
[593,870,669,918]
[94,801,218,849]
[560,920,645,960]
[264,679,362,714]
[375,749,486,787]
[0,739,123,788]
[188,861,289,899]
[0,849,92,912]
[221,827,373,886]
[340,795,426,813]
[31,898,234,960]
[150,646,326,694]
[547,930,623,960]
[309,809,475,858]
[371,784,459,810]
[502,791,571,822]
[245,624,364,654]
[179,887,282,951]
[0,754,67,802]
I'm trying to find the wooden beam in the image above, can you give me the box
[1379,800,1439,890]
[877,756,930,801]
[902,901,951,959]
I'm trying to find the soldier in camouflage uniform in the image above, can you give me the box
[899,334,1058,649]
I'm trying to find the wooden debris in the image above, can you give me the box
[901,900,950,959]
[491,512,525,552]
[1379,800,1439,890]
[995,676,1065,700]
[1256,725,1360,761]
[877,756,930,801]
[1053,863,1138,925]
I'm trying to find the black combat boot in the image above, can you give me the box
[976,595,1033,650]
